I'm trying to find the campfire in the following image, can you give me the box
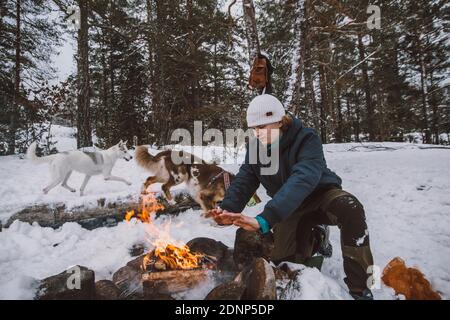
[125,191,164,223]
[125,192,215,294]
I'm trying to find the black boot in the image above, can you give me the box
[314,224,333,258]
[350,288,374,300]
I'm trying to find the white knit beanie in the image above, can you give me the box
[246,94,286,127]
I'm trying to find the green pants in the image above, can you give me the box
[270,187,374,293]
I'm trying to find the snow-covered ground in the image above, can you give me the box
[0,125,449,299]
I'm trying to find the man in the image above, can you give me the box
[208,94,375,300]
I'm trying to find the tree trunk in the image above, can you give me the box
[354,92,361,142]
[304,61,318,130]
[186,0,200,109]
[242,0,260,66]
[8,0,21,154]
[213,43,218,105]
[100,36,109,144]
[357,33,375,141]
[419,53,430,144]
[291,0,319,130]
[335,85,343,143]
[318,63,328,143]
[146,0,154,115]
[76,0,92,148]
[304,19,320,131]
[303,0,318,131]
[345,97,352,142]
[107,3,116,146]
[429,71,440,144]
[375,89,384,141]
[151,0,167,145]
[289,0,306,115]
[385,37,402,140]
[146,0,160,145]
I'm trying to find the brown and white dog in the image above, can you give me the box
[135,145,260,212]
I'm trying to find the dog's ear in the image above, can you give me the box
[123,140,128,146]
[118,140,123,146]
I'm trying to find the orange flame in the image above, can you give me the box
[125,192,165,223]
[126,192,204,270]
[144,243,204,270]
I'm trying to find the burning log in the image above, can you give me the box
[155,193,201,217]
[143,269,210,295]
[140,245,217,296]
[141,247,217,272]
[126,192,200,222]
[154,259,167,271]
[141,251,215,296]
[4,192,199,231]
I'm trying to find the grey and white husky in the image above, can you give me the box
[26,140,133,196]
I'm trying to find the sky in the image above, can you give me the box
[51,34,75,85]
[48,3,76,85]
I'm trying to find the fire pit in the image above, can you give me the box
[125,192,217,296]
[141,242,217,295]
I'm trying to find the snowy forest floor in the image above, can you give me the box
[0,125,449,299]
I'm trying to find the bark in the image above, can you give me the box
[187,0,200,109]
[335,85,343,143]
[76,0,92,148]
[289,0,306,116]
[354,92,361,142]
[345,97,352,141]
[8,0,21,154]
[419,53,430,144]
[429,71,440,144]
[357,33,375,141]
[303,2,318,131]
[318,63,329,143]
[146,0,154,110]
[143,269,208,295]
[100,37,110,143]
[153,0,166,145]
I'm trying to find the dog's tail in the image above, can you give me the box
[26,142,57,164]
[135,145,159,171]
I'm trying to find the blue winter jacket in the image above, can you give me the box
[220,116,342,228]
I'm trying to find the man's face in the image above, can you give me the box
[251,121,282,145]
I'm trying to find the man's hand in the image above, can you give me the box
[233,215,260,232]
[206,208,242,226]
[206,208,261,232]
[205,208,222,219]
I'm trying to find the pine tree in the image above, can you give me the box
[0,0,62,154]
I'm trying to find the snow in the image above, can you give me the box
[279,265,352,300]
[439,133,449,144]
[356,229,369,246]
[0,126,449,300]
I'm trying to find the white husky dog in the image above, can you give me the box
[26,140,133,196]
